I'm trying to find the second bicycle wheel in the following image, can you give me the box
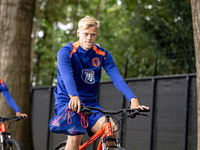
[112,147,126,150]
[4,138,21,150]
[54,140,67,150]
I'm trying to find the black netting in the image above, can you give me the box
[31,75,197,150]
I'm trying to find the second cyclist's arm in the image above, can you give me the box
[1,88,21,113]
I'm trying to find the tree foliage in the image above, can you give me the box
[32,0,194,86]
[123,0,194,76]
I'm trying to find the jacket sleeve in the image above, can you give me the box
[1,82,21,112]
[57,47,79,97]
[103,51,136,102]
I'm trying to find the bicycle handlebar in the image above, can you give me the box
[0,116,23,122]
[80,105,150,117]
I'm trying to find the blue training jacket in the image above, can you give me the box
[54,41,136,112]
[0,79,21,112]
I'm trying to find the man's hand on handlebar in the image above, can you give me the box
[16,112,28,118]
[130,97,150,111]
[68,96,81,113]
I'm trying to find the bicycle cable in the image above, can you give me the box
[7,117,22,130]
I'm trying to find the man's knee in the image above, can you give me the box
[113,130,118,138]
[67,135,82,145]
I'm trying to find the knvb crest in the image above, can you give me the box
[81,69,95,84]
[92,58,100,67]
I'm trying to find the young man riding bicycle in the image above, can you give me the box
[52,16,149,150]
[0,78,27,118]
[0,78,27,149]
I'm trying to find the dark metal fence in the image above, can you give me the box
[31,73,197,150]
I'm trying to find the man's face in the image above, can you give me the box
[77,26,98,51]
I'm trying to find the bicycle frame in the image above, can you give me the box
[54,106,149,150]
[0,116,23,150]
[0,121,8,148]
[0,122,6,133]
[80,117,116,150]
[0,121,6,149]
[0,122,6,143]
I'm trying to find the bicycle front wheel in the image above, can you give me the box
[54,140,66,150]
[55,146,65,150]
[112,148,126,150]
[4,138,21,150]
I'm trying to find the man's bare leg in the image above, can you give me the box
[65,135,82,150]
[90,116,118,149]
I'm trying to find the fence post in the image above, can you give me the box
[150,53,158,150]
[184,49,193,150]
[119,57,128,146]
[46,86,54,150]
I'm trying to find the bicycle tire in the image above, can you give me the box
[55,146,65,150]
[54,140,66,150]
[4,138,21,150]
[112,148,126,150]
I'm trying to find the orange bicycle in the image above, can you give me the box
[0,116,23,150]
[54,106,150,150]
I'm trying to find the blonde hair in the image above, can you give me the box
[78,16,100,29]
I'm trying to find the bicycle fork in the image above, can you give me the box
[100,119,121,150]
[0,123,6,149]
[101,136,121,150]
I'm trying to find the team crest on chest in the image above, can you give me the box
[92,58,100,67]
[81,69,95,84]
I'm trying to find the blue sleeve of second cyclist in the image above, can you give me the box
[0,82,21,112]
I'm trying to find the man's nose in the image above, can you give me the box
[87,34,92,40]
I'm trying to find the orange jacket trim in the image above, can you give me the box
[0,79,4,87]
[70,41,80,58]
[93,45,106,57]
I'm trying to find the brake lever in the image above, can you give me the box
[128,111,140,119]
[129,111,148,119]
[80,106,92,116]
[139,113,148,117]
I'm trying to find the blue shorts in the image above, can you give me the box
[56,99,104,136]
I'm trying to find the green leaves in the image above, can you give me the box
[33,0,194,85]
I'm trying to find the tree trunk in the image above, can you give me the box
[191,0,200,149]
[0,0,35,149]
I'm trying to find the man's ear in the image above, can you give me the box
[77,29,80,37]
